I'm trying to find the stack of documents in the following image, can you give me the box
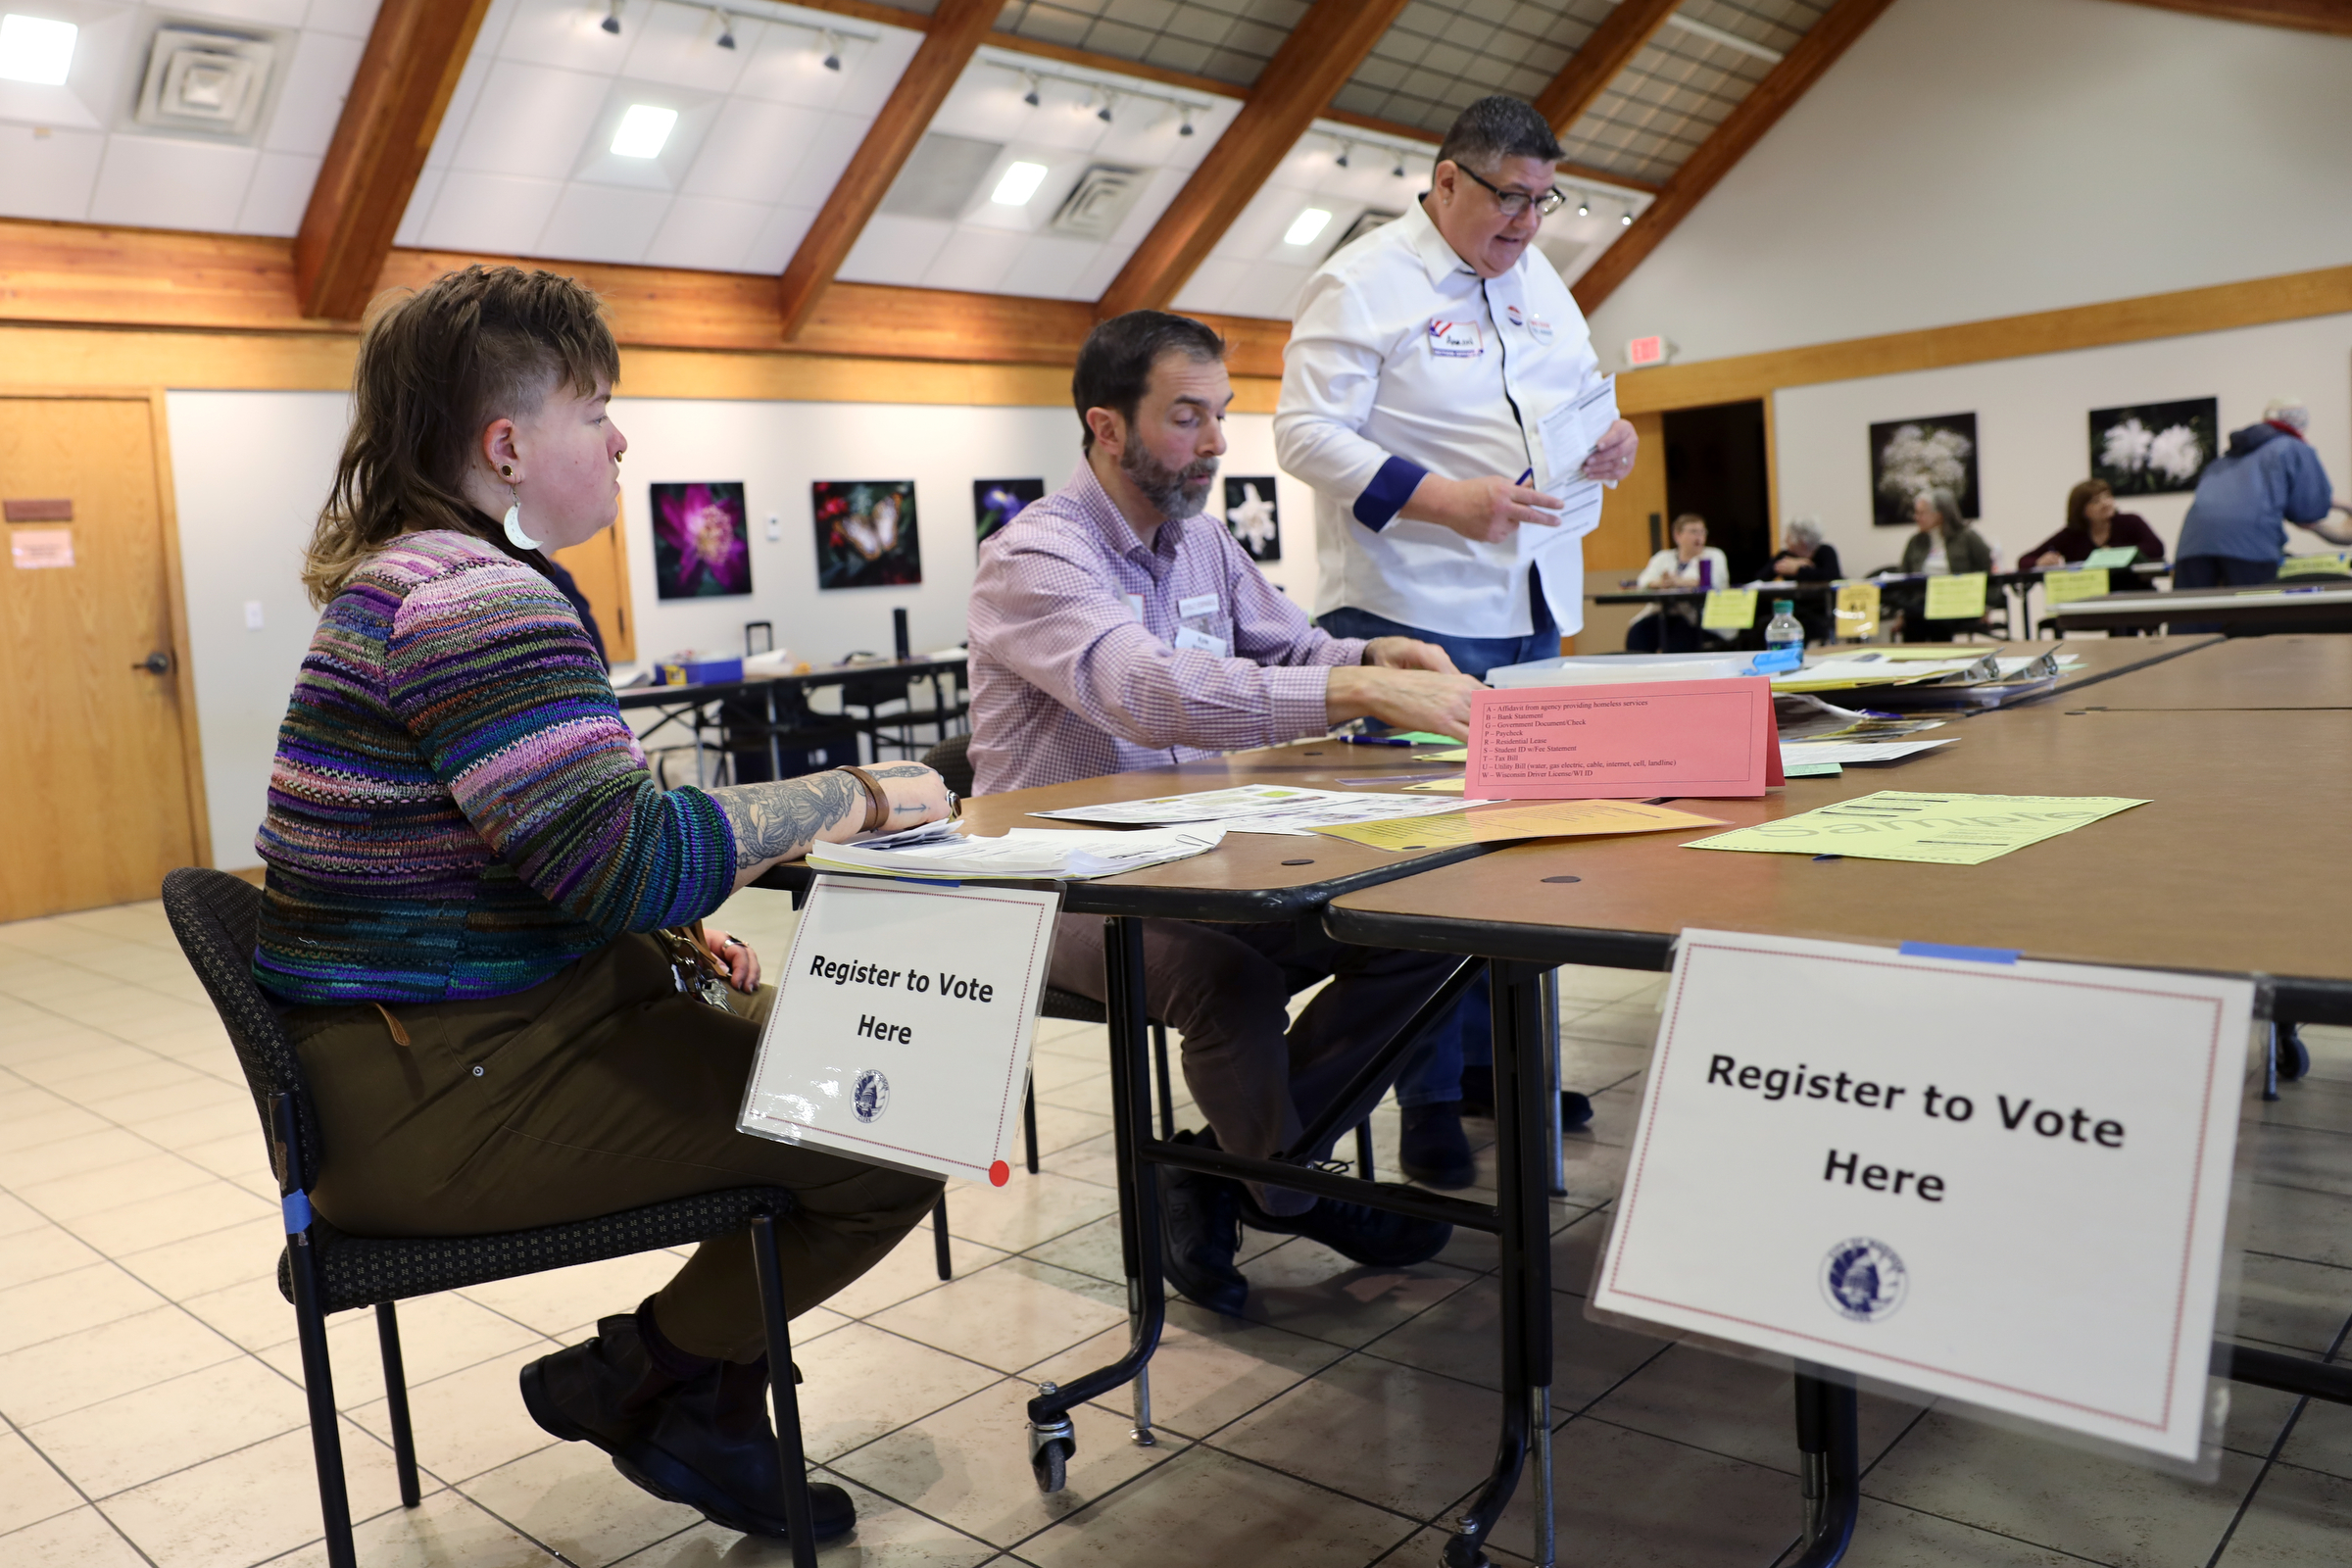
[1032,784,1491,836]
[808,821,1224,880]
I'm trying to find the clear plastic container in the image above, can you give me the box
[1765,599,1804,657]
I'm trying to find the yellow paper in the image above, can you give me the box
[1922,572,1988,620]
[1403,777,1467,794]
[1684,790,2147,866]
[2278,553,2352,580]
[2040,567,2110,604]
[1832,582,1880,640]
[1414,747,1470,762]
[1315,799,1729,852]
[1701,588,1758,631]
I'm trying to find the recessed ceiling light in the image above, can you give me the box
[611,103,677,159]
[1283,208,1332,247]
[991,160,1048,206]
[0,14,77,85]
[1619,209,1634,226]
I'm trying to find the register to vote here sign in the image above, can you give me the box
[1592,930,2253,1460]
[738,875,1058,1186]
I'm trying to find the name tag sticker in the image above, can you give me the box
[1427,318,1483,359]
[1177,593,1220,618]
[1173,626,1229,657]
[1123,594,1145,621]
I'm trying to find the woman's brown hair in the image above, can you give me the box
[301,266,620,606]
[2064,478,2112,536]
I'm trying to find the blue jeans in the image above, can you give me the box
[1316,587,1559,1109]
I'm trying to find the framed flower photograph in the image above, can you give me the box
[973,478,1045,550]
[651,482,752,599]
[814,480,922,590]
[1222,475,1281,562]
[2088,399,2217,496]
[1869,414,1978,526]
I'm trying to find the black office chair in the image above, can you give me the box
[162,868,828,1568]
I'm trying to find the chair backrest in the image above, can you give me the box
[922,731,975,797]
[161,867,318,1193]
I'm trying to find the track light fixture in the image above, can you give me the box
[1097,89,1115,123]
[1021,72,1040,107]
[1334,139,1351,170]
[1393,152,1407,177]
[820,29,840,70]
[711,7,734,48]
[1576,194,1590,217]
[1179,105,1194,136]
[600,0,621,35]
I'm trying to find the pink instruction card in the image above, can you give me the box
[1464,678,1782,800]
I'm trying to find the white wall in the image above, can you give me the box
[1587,0,2352,367]
[1771,315,2352,577]
[167,390,1314,868]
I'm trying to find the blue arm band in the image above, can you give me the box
[1351,456,1429,531]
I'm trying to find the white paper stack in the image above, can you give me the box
[807,824,1224,881]
[1029,784,1485,836]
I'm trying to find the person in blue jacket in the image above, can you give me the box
[2175,398,2352,590]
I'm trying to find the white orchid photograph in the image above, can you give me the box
[1869,413,1979,525]
[1223,476,1283,562]
[2088,398,2217,494]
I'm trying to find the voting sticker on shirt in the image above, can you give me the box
[1426,318,1483,359]
[1173,626,1230,657]
[1503,303,1554,345]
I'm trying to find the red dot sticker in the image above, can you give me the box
[989,1160,1011,1187]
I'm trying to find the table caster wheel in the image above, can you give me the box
[1031,1436,1070,1493]
[2278,1024,2311,1082]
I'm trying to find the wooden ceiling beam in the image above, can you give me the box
[774,0,998,342]
[1572,0,1898,315]
[2096,0,2352,36]
[1532,0,1684,133]
[292,0,492,320]
[1094,0,1414,320]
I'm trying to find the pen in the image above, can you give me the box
[1339,734,1414,746]
[1515,467,1534,486]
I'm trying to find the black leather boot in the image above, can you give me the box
[613,1353,856,1542]
[518,1312,675,1453]
[1159,1128,1248,1315]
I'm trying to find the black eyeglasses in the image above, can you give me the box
[1454,163,1566,219]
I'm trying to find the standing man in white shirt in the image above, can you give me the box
[1275,94,1640,1187]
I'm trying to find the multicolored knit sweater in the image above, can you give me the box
[254,530,736,1004]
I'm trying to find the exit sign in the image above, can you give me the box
[1625,335,1673,368]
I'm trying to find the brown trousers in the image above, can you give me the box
[286,933,941,1361]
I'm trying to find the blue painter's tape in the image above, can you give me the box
[282,1190,313,1234]
[1899,940,2019,965]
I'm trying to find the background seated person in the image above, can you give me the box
[2028,479,2165,577]
[258,266,951,1547]
[967,311,1479,1316]
[1768,516,1841,643]
[1625,513,1732,653]
[1894,487,1992,641]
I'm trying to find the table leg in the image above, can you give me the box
[1541,968,1565,1199]
[1444,959,1553,1568]
[1025,915,1164,1489]
[1788,1366,1859,1567]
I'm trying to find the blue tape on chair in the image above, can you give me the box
[282,1190,313,1234]
[1899,940,2019,965]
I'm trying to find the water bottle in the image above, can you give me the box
[1765,599,1804,658]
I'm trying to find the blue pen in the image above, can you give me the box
[1515,467,1534,486]
[1339,734,1414,747]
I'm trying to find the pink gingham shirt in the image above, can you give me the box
[968,462,1368,794]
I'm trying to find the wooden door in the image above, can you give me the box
[0,394,204,920]
[1570,410,1668,653]
[550,503,637,662]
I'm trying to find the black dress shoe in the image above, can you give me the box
[1397,1102,1475,1189]
[519,1313,671,1452]
[1459,1066,1594,1132]
[1159,1128,1249,1315]
[1239,1188,1451,1268]
[616,1355,856,1542]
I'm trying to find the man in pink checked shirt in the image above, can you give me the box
[967,311,1485,1316]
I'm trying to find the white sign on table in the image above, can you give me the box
[738,874,1060,1186]
[1592,929,2253,1460]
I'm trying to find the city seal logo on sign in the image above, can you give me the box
[851,1068,891,1125]
[1821,1237,1907,1322]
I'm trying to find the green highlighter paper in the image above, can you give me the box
[1390,731,1464,745]
[2084,545,2140,568]
[1684,790,2147,866]
[1783,761,1843,778]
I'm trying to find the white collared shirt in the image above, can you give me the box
[1274,198,1604,638]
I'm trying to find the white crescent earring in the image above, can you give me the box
[502,483,543,551]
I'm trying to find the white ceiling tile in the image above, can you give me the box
[679,96,824,204]
[88,135,258,229]
[1107,164,1188,249]
[452,61,610,179]
[642,193,768,270]
[501,0,634,70]
[571,83,718,190]
[418,168,563,252]
[827,28,917,117]
[301,0,384,37]
[618,0,750,92]
[394,166,442,246]
[1068,241,1134,303]
[532,181,671,263]
[743,202,813,270]
[1170,256,1246,316]
[235,150,319,233]
[836,213,952,286]
[1218,260,1311,320]
[733,22,906,111]
[769,111,866,209]
[1162,99,1239,174]
[0,4,136,134]
[1212,180,1312,261]
[1092,100,1196,168]
[170,0,309,27]
[423,33,496,170]
[915,224,1026,293]
[265,28,367,156]
[995,234,1098,299]
[0,125,103,221]
[926,71,1025,142]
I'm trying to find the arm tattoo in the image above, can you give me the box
[712,771,862,871]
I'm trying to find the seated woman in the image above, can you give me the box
[1626,513,1732,653]
[2027,478,2166,576]
[255,266,951,1546]
[1768,516,1841,642]
[1894,487,1992,641]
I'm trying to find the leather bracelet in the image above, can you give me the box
[838,765,890,833]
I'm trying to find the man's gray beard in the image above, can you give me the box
[1123,444,1217,521]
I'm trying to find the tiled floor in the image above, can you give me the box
[2,893,2349,1567]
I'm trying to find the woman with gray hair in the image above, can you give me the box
[1896,488,1992,640]
[1769,517,1841,641]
